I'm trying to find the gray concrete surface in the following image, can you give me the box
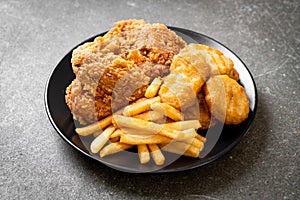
[0,0,299,199]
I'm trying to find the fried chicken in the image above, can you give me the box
[66,20,186,125]
[204,75,249,124]
[71,19,186,75]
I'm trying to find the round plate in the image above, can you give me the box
[45,27,257,173]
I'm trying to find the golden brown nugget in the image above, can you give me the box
[148,144,165,165]
[204,75,249,124]
[100,142,133,157]
[137,144,150,164]
[159,45,212,109]
[194,44,239,80]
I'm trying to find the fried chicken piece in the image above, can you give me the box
[66,20,186,125]
[204,75,249,124]
[71,19,186,75]
[66,48,175,125]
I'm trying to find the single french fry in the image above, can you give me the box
[90,126,115,153]
[159,142,187,156]
[161,141,202,158]
[123,96,160,116]
[100,142,133,157]
[148,144,165,165]
[137,144,150,164]
[133,111,164,121]
[163,120,201,130]
[76,115,113,136]
[110,129,124,138]
[195,134,206,143]
[189,138,203,149]
[158,127,185,140]
[182,128,198,138]
[113,115,162,133]
[181,135,204,150]
[151,102,184,121]
[120,127,155,135]
[93,130,102,137]
[145,77,162,98]
[109,136,120,143]
[120,134,171,145]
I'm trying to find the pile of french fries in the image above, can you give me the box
[75,77,206,166]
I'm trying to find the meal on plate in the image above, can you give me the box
[65,19,250,166]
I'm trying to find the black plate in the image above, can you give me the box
[45,27,257,173]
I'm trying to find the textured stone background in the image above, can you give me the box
[0,0,299,199]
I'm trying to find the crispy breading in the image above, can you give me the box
[194,44,239,80]
[159,43,240,109]
[204,75,249,124]
[71,19,185,75]
[66,20,186,125]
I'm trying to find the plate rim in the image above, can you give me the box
[44,26,258,173]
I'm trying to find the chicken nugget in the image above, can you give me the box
[204,75,249,124]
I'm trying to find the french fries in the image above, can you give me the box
[90,126,115,153]
[120,134,171,145]
[145,77,162,98]
[137,144,150,164]
[119,127,155,135]
[77,78,207,167]
[114,115,191,140]
[123,96,160,116]
[133,111,164,121]
[100,142,133,157]
[151,102,184,121]
[110,129,124,138]
[163,120,201,130]
[148,144,165,165]
[160,141,202,158]
[109,136,120,143]
[196,134,206,143]
[113,115,162,133]
[76,115,113,136]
